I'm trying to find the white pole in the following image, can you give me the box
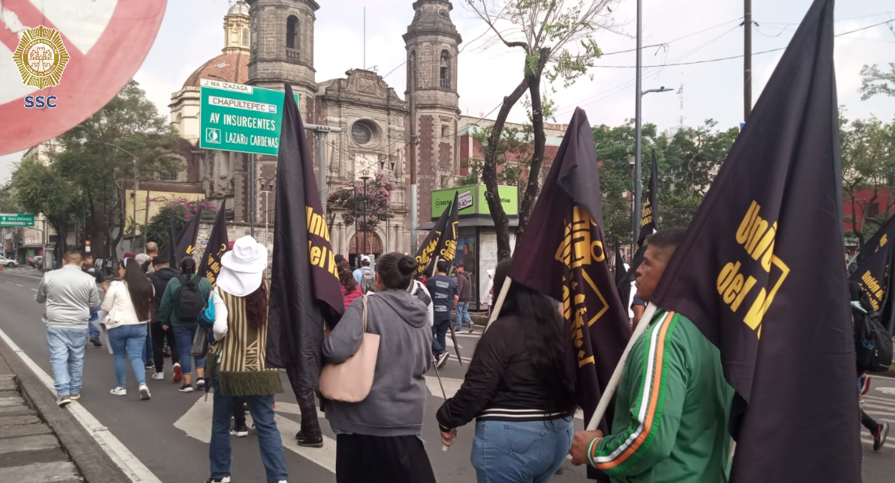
[484,276,512,333]
[585,303,658,430]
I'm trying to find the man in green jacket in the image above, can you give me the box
[159,257,213,393]
[570,228,734,483]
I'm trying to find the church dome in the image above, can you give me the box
[182,52,249,88]
[228,1,249,16]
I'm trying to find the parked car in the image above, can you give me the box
[30,256,42,269]
[0,256,16,268]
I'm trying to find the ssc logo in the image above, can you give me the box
[12,25,70,90]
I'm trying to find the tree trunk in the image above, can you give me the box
[109,186,125,265]
[483,77,530,261]
[516,52,549,245]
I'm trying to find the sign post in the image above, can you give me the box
[0,214,35,227]
[199,79,300,156]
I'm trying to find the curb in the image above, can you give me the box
[0,335,129,483]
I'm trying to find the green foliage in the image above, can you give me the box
[860,63,895,100]
[593,120,738,247]
[0,182,21,213]
[327,173,397,232]
[840,113,895,248]
[12,157,81,262]
[144,199,219,249]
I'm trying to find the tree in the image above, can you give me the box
[327,173,396,238]
[144,198,219,249]
[457,125,531,192]
[12,157,81,265]
[860,63,895,100]
[467,0,616,260]
[0,182,20,213]
[840,114,895,252]
[52,80,179,262]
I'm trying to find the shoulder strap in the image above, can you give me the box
[362,293,368,333]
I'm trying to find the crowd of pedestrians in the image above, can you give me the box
[31,228,890,483]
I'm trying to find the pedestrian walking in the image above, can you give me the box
[569,229,735,482]
[81,252,109,347]
[160,257,212,393]
[148,257,181,383]
[437,258,576,483]
[205,236,288,483]
[102,258,154,400]
[36,250,99,406]
[426,260,458,368]
[454,262,473,333]
[324,252,436,483]
[353,255,375,294]
[339,264,363,310]
[850,281,890,451]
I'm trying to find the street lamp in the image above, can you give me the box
[380,158,396,253]
[633,86,673,247]
[256,177,274,247]
[102,142,141,252]
[360,171,370,257]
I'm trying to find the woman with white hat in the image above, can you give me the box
[204,236,288,483]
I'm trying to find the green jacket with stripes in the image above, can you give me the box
[588,311,734,483]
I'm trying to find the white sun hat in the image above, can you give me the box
[218,236,268,296]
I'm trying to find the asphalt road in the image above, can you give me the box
[1,266,892,482]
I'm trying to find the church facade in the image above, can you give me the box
[168,0,463,260]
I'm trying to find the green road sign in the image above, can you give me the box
[199,79,299,156]
[0,213,35,227]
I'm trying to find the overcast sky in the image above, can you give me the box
[2,0,893,182]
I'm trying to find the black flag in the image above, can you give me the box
[198,200,229,287]
[650,1,860,481]
[638,149,658,245]
[614,246,631,313]
[267,83,344,387]
[614,245,627,286]
[159,208,201,265]
[851,215,895,332]
[414,191,460,276]
[508,108,632,439]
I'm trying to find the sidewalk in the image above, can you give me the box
[0,335,128,483]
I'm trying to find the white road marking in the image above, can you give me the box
[876,387,895,395]
[175,396,337,474]
[0,326,161,483]
[15,284,22,287]
[31,288,37,292]
[425,375,463,400]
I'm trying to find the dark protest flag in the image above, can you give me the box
[614,246,631,312]
[267,84,344,384]
[614,245,627,286]
[198,200,229,287]
[650,1,860,481]
[638,149,658,245]
[851,215,895,332]
[508,108,632,441]
[159,208,201,266]
[414,191,460,276]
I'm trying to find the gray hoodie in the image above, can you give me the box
[323,289,433,437]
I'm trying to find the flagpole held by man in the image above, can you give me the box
[572,1,861,481]
[266,83,345,449]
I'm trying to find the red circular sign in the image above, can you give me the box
[0,0,167,155]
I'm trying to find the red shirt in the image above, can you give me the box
[342,284,363,310]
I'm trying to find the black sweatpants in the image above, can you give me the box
[862,408,879,434]
[335,433,436,483]
[151,322,179,372]
[286,366,321,438]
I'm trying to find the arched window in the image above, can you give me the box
[286,15,299,49]
[242,28,249,47]
[440,51,450,90]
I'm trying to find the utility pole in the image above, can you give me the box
[744,0,753,121]
[409,53,419,255]
[249,153,255,237]
[361,172,370,256]
[632,0,643,250]
[303,123,342,216]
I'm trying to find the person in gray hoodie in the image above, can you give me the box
[323,252,435,483]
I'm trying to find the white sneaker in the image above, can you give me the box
[110,387,127,396]
[139,384,151,401]
[151,372,164,381]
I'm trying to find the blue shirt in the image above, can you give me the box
[353,267,372,286]
[426,274,458,321]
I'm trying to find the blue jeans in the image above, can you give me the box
[432,318,450,358]
[108,324,148,387]
[456,302,472,331]
[46,327,89,397]
[173,326,205,375]
[88,308,100,338]
[471,417,574,483]
[210,379,288,483]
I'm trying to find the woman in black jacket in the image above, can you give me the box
[436,259,576,483]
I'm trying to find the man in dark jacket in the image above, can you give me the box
[148,257,181,383]
[455,263,473,333]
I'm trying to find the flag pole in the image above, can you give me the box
[585,303,657,430]
[484,276,512,333]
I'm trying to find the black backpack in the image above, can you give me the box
[361,269,376,294]
[853,302,894,373]
[175,275,205,320]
